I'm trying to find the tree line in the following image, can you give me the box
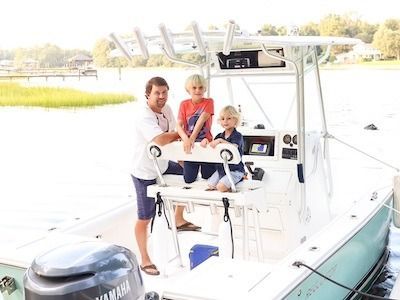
[93,14,400,68]
[0,45,91,69]
[1,14,399,69]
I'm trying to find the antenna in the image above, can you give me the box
[191,21,206,57]
[133,27,149,59]
[223,20,236,56]
[109,32,133,60]
[159,23,176,57]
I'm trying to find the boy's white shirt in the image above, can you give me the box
[131,101,176,180]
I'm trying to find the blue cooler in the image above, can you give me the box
[189,244,219,270]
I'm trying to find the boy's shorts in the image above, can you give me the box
[207,170,244,189]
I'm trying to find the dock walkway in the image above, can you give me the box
[0,68,98,81]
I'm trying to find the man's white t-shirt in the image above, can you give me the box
[131,102,176,180]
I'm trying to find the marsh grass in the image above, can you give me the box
[0,82,134,108]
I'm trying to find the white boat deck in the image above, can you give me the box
[142,229,276,299]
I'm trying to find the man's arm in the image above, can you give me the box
[152,131,180,146]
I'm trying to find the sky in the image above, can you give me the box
[1,0,398,50]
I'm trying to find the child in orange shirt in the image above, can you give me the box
[177,74,215,183]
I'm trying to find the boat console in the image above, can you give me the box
[147,129,330,259]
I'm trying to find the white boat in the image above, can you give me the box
[1,21,399,300]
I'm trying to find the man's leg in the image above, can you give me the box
[164,161,201,230]
[135,219,152,266]
[164,161,183,175]
[131,175,159,275]
[175,206,186,225]
[165,160,189,225]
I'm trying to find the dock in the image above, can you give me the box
[0,68,98,81]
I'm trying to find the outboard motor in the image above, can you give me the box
[24,241,147,300]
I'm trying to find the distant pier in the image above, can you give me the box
[0,68,98,81]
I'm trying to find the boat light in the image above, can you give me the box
[191,21,206,57]
[109,32,133,60]
[133,27,149,59]
[223,20,236,56]
[159,23,176,57]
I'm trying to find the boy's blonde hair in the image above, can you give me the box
[185,74,207,92]
[220,105,241,127]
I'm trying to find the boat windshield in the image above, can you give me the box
[209,69,325,132]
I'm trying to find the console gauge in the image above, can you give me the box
[283,134,291,144]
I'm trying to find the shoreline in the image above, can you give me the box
[321,61,400,70]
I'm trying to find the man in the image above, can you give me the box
[131,77,200,276]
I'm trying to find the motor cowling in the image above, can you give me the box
[24,241,145,300]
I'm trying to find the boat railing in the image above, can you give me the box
[147,141,241,192]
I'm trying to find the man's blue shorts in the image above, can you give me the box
[131,161,183,220]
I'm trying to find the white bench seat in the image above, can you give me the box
[148,175,266,210]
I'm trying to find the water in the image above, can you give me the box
[1,67,399,297]
[370,225,400,298]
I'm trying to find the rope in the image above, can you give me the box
[222,197,235,259]
[329,134,400,172]
[292,261,395,300]
[384,203,400,215]
[150,192,170,233]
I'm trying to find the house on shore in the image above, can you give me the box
[0,59,14,71]
[336,43,383,64]
[22,58,40,69]
[353,43,383,61]
[68,54,93,69]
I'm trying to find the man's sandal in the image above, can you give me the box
[140,264,160,276]
[176,221,201,232]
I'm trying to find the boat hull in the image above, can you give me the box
[286,196,392,299]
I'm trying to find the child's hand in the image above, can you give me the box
[200,138,209,148]
[183,138,194,154]
[209,139,222,148]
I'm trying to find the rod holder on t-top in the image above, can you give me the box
[109,32,133,59]
[133,27,149,59]
[191,21,206,57]
[159,23,176,58]
[223,20,236,56]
